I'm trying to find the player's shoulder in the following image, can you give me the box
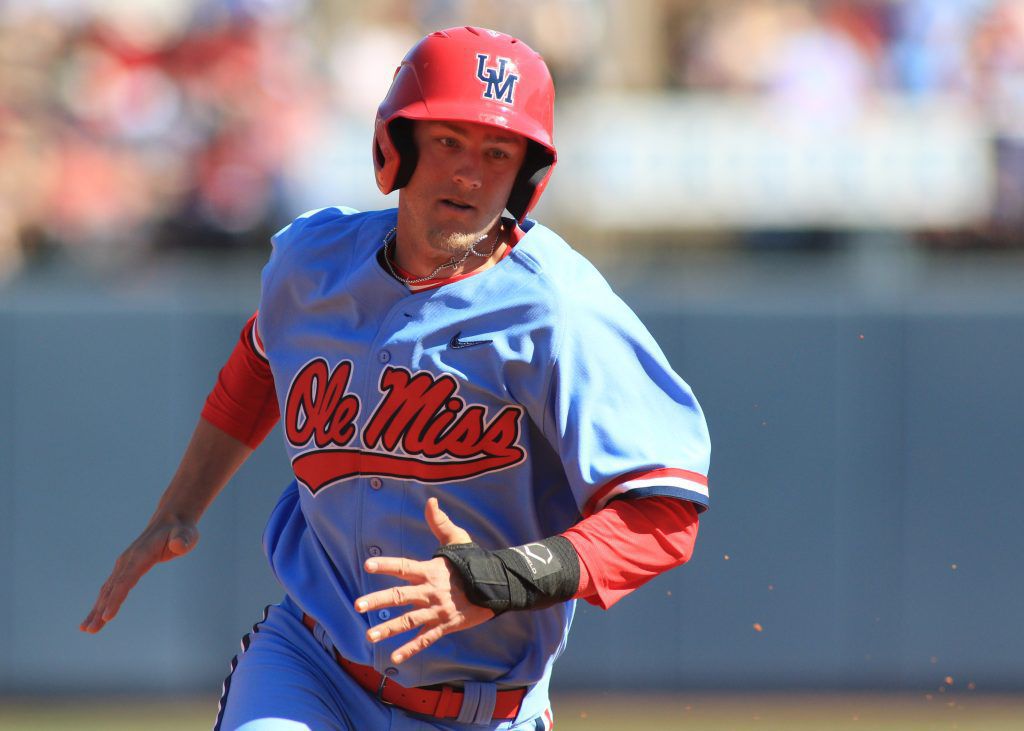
[273,205,360,239]
[510,219,617,306]
[271,206,394,254]
[506,220,653,346]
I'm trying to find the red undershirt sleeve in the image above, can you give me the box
[200,313,280,449]
[562,496,700,610]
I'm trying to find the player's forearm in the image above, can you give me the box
[436,497,700,614]
[149,417,254,525]
[563,496,700,609]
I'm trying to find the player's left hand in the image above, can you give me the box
[355,497,495,665]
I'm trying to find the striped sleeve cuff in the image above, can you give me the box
[582,467,709,516]
[248,314,268,362]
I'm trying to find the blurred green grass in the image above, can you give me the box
[0,692,1020,730]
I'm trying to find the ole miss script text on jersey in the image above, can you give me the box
[285,358,526,492]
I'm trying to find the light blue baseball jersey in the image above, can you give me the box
[254,205,710,719]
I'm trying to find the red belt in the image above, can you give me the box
[301,613,525,720]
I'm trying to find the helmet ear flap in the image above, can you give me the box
[388,118,419,190]
[507,141,554,222]
[374,116,420,193]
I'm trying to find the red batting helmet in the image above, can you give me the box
[373,26,557,222]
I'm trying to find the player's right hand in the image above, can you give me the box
[79,518,199,633]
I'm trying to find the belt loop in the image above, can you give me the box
[473,683,497,725]
[303,614,336,658]
[436,685,458,718]
[456,683,482,724]
[456,682,497,725]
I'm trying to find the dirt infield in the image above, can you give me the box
[552,692,1024,730]
[0,692,1020,730]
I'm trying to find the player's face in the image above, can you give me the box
[399,120,528,257]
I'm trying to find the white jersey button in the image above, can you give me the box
[378,350,391,363]
[369,477,383,490]
[378,609,391,620]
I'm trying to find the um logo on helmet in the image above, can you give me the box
[476,53,518,104]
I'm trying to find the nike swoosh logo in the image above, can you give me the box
[449,331,493,349]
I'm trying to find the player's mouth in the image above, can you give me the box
[440,198,475,213]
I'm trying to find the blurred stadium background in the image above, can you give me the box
[2,0,1023,729]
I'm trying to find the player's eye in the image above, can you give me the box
[488,148,511,160]
[438,137,459,149]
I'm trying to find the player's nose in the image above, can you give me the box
[451,156,484,190]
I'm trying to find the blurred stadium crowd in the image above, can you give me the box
[1,0,1022,279]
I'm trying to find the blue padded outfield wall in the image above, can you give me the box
[1,255,1022,694]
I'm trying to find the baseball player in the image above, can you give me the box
[81,27,710,731]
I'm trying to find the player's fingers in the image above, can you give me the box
[80,565,125,632]
[97,554,154,622]
[82,605,114,633]
[96,590,128,624]
[366,608,436,644]
[82,586,120,631]
[391,624,446,665]
[363,556,427,580]
[99,565,146,614]
[354,584,427,614]
[80,604,103,633]
[424,497,472,545]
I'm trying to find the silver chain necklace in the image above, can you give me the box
[381,225,503,286]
